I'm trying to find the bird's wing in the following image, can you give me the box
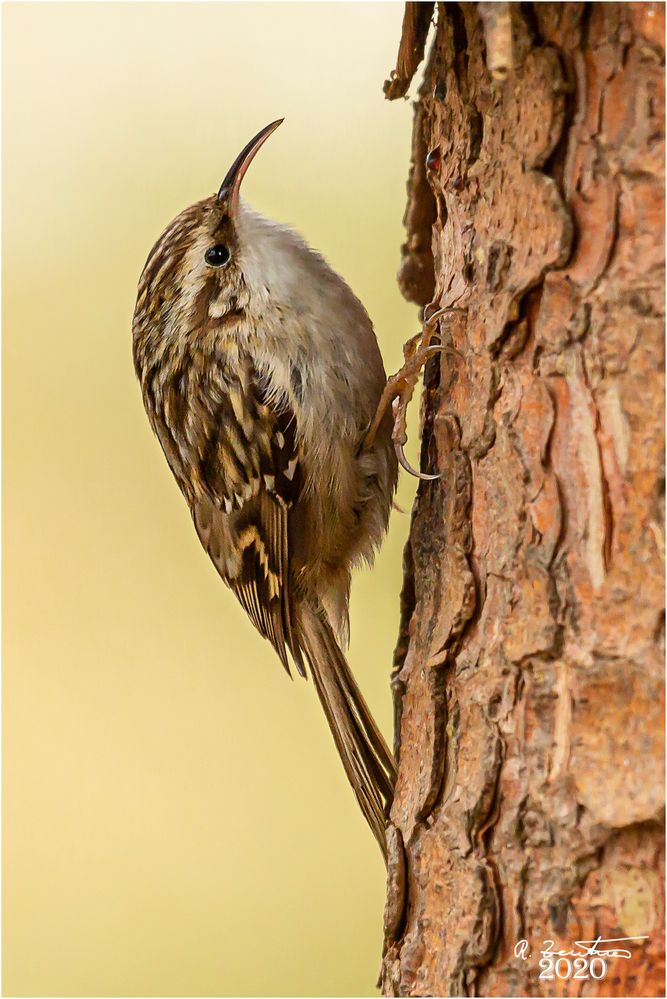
[191,361,305,677]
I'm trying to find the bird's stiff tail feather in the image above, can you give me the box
[297,601,397,860]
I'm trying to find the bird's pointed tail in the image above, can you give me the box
[297,600,396,860]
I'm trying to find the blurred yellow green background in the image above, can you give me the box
[3,3,419,995]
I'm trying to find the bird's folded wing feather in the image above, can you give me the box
[189,359,305,676]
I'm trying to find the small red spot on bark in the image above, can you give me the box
[426,147,441,172]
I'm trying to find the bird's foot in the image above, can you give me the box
[365,307,463,480]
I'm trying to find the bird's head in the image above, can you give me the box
[133,119,284,342]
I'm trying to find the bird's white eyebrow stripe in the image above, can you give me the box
[138,205,204,298]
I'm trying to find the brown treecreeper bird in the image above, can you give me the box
[132,120,441,860]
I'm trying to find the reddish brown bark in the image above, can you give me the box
[382,4,665,996]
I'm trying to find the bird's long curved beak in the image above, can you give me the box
[218,118,284,214]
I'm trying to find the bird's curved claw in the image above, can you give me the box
[423,304,466,329]
[368,307,467,479]
[419,343,464,363]
[395,441,443,481]
[421,344,445,358]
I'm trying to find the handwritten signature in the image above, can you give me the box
[515,936,648,961]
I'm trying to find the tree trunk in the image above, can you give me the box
[381,4,665,996]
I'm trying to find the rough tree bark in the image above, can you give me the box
[381,4,665,996]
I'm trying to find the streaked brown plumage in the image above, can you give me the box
[132,120,398,858]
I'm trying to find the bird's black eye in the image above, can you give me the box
[205,244,231,267]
